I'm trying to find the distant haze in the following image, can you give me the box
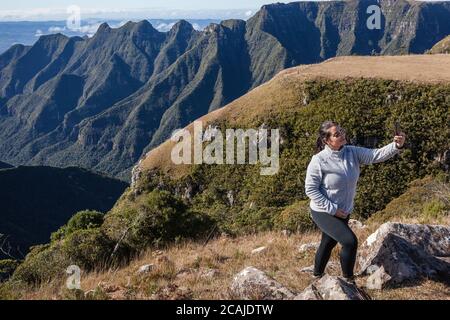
[0,19,221,53]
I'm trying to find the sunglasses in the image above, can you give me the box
[330,126,346,138]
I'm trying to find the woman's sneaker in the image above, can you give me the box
[299,266,324,280]
[313,272,324,280]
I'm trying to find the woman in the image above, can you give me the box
[304,121,406,282]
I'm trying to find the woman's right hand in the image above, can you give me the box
[335,209,348,219]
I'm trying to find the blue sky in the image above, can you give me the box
[1,0,274,10]
[0,0,281,20]
[0,0,446,21]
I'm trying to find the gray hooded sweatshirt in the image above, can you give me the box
[305,142,402,216]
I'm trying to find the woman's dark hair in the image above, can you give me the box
[315,120,339,153]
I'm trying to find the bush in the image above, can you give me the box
[61,228,114,271]
[0,280,26,300]
[272,200,316,233]
[229,207,279,234]
[106,190,214,251]
[51,210,104,242]
[13,228,115,285]
[0,259,19,283]
[12,244,66,285]
[367,175,450,225]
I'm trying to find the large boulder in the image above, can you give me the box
[358,223,450,288]
[295,275,369,300]
[230,267,369,300]
[230,267,294,300]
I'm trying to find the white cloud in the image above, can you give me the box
[77,23,101,36]
[67,20,127,37]
[192,23,203,31]
[155,22,176,32]
[34,29,44,37]
[48,26,66,33]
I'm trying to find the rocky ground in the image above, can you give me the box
[16,217,449,300]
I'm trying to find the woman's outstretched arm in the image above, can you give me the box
[353,141,402,165]
[353,132,406,165]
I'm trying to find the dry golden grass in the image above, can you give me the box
[279,54,450,83]
[17,216,449,300]
[429,36,450,54]
[368,280,450,300]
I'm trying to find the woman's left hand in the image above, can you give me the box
[394,132,406,148]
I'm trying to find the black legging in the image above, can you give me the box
[310,209,358,278]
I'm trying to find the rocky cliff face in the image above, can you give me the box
[0,0,449,181]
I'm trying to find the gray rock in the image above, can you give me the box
[299,261,339,274]
[299,265,315,273]
[199,268,220,279]
[294,275,368,300]
[298,242,320,253]
[295,285,322,300]
[251,246,267,255]
[363,223,449,256]
[230,267,294,300]
[137,264,154,274]
[366,266,392,290]
[227,190,234,207]
[358,223,450,288]
[130,161,142,189]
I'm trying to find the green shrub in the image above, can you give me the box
[421,199,448,223]
[51,210,104,242]
[13,228,115,285]
[12,244,66,285]
[106,190,214,251]
[0,280,26,300]
[367,175,450,225]
[230,207,279,234]
[61,228,114,271]
[0,259,19,283]
[272,200,316,233]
